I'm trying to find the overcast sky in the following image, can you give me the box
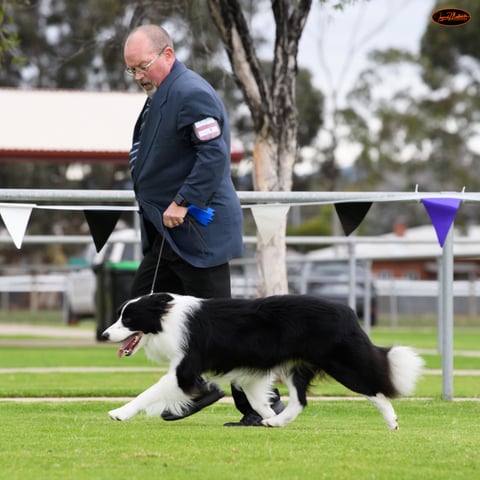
[298,0,436,105]
[248,0,438,169]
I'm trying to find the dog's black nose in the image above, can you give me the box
[101,331,109,341]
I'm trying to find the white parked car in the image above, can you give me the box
[64,229,141,325]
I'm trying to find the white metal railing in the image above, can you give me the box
[0,188,472,400]
[1,188,480,203]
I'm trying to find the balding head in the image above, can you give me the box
[124,24,176,95]
[125,25,173,52]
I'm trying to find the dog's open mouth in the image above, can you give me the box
[118,333,143,358]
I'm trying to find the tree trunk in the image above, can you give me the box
[252,135,289,295]
[208,0,312,295]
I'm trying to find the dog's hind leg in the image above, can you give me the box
[108,372,192,421]
[322,347,401,430]
[367,393,398,430]
[323,365,399,430]
[262,365,312,428]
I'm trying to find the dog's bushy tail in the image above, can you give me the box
[387,346,425,396]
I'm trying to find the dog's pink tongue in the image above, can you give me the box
[117,335,139,358]
[117,339,130,358]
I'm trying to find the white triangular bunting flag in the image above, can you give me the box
[251,204,290,244]
[0,203,35,249]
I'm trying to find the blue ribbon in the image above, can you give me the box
[187,205,215,226]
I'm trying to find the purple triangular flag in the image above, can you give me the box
[334,202,372,236]
[421,198,461,247]
[84,210,123,252]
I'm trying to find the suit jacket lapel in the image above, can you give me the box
[131,98,150,181]
[133,61,188,179]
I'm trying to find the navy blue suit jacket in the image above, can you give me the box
[130,60,243,267]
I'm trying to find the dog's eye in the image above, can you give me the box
[117,308,132,326]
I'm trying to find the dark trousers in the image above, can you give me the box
[131,232,253,416]
[131,234,231,299]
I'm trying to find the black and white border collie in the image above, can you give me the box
[102,293,424,429]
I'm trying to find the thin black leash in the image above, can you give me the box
[150,234,166,294]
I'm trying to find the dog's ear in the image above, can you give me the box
[150,293,174,307]
[146,293,175,317]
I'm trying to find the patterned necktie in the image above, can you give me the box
[129,98,151,173]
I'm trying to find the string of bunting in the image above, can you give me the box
[0,188,468,251]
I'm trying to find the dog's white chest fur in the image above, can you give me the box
[143,334,181,364]
[143,301,193,364]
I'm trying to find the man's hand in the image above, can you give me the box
[163,201,188,228]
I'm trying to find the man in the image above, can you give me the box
[123,24,283,426]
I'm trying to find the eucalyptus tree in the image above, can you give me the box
[207,0,313,295]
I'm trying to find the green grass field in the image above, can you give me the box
[0,310,479,479]
[1,400,479,480]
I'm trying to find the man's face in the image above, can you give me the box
[124,33,174,96]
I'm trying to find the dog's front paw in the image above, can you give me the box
[108,405,136,421]
[387,417,399,431]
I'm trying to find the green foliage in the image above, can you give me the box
[0,2,24,72]
[286,205,332,237]
[1,0,137,89]
[296,68,324,147]
[421,0,480,77]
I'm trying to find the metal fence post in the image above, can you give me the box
[440,226,454,400]
[363,259,372,336]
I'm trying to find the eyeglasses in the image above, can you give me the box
[125,45,168,77]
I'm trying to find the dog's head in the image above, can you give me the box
[101,293,175,358]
